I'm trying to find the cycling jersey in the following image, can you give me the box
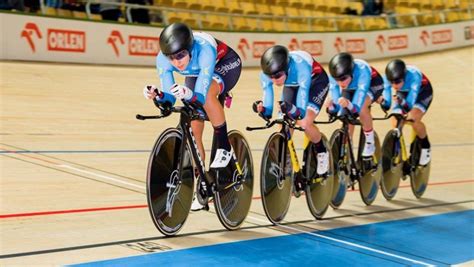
[156,32,238,105]
[381,65,433,113]
[260,50,328,118]
[328,59,383,114]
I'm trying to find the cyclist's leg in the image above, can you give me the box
[298,74,330,175]
[207,50,242,168]
[407,83,433,165]
[359,95,375,157]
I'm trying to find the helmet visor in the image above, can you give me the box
[269,70,286,80]
[167,49,189,61]
[390,78,403,85]
[334,75,351,82]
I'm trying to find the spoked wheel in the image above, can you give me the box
[304,134,334,219]
[329,129,349,209]
[260,132,293,224]
[214,130,254,230]
[380,130,403,200]
[409,138,431,198]
[146,128,194,236]
[358,131,382,206]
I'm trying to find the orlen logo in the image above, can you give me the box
[420,29,452,46]
[237,39,275,60]
[334,37,365,54]
[129,35,160,56]
[252,41,275,58]
[47,29,85,52]
[432,30,452,44]
[376,35,408,52]
[288,38,323,56]
[107,30,125,57]
[21,22,42,53]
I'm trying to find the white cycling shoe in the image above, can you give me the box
[210,148,234,168]
[419,148,431,166]
[317,152,329,175]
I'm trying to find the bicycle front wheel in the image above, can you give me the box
[304,134,334,220]
[358,131,382,206]
[409,138,431,198]
[260,132,292,224]
[380,130,403,200]
[214,130,254,230]
[329,129,349,209]
[147,128,194,236]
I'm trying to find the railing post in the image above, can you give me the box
[85,0,91,19]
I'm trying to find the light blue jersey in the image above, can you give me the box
[328,59,372,114]
[381,65,424,111]
[260,51,318,119]
[156,32,218,105]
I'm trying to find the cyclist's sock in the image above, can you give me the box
[363,128,375,157]
[213,122,231,151]
[314,138,327,154]
[419,135,430,149]
[364,128,375,143]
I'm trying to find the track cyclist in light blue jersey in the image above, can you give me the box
[142,23,242,211]
[326,52,385,159]
[379,59,433,166]
[254,45,331,185]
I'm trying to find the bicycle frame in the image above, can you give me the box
[248,117,304,174]
[138,104,244,193]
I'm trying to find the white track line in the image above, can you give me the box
[56,163,433,266]
[246,215,434,266]
[58,164,145,190]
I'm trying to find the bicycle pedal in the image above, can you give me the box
[293,189,303,198]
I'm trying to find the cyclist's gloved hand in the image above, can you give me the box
[170,83,193,101]
[252,100,271,120]
[345,101,359,119]
[326,102,338,117]
[394,92,409,112]
[279,101,301,121]
[143,85,162,100]
[380,99,390,113]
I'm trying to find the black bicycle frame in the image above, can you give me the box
[137,105,213,190]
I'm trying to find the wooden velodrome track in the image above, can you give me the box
[0,46,473,265]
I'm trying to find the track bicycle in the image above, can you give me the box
[247,114,334,223]
[137,102,254,236]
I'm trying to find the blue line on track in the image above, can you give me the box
[70,210,474,266]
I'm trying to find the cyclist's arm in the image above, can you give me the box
[260,72,274,117]
[406,72,422,110]
[328,78,341,113]
[194,46,217,105]
[295,62,312,118]
[156,53,177,105]
[351,66,371,113]
[381,76,392,109]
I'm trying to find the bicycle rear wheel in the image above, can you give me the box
[260,132,292,224]
[214,130,254,230]
[358,131,382,206]
[146,128,194,236]
[304,134,334,220]
[380,130,403,200]
[409,138,431,198]
[329,129,349,209]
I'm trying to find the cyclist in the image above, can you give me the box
[326,52,384,160]
[143,23,242,210]
[253,45,330,192]
[379,59,433,166]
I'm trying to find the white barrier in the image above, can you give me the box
[1,13,473,66]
